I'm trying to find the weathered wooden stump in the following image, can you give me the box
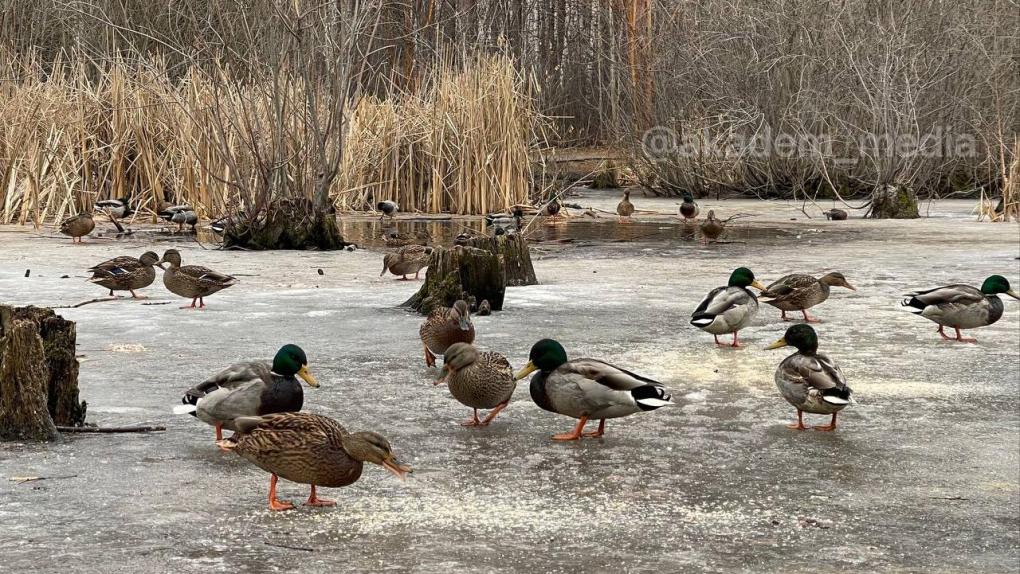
[0,305,86,441]
[868,184,919,219]
[222,197,349,250]
[402,246,506,315]
[462,234,538,287]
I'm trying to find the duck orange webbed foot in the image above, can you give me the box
[552,417,588,440]
[304,486,336,507]
[269,499,296,511]
[812,424,836,432]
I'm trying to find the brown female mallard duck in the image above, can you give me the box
[59,212,95,244]
[760,272,856,322]
[381,245,433,280]
[434,343,515,426]
[766,325,852,431]
[174,344,319,442]
[700,210,724,242]
[87,251,161,298]
[219,412,411,511]
[419,299,475,367]
[616,191,635,222]
[158,249,238,309]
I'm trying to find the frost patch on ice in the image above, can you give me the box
[107,343,147,353]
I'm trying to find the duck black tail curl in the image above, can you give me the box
[632,385,674,411]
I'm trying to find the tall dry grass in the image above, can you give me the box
[0,52,540,226]
[337,54,537,215]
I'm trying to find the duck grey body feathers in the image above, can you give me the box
[774,352,852,415]
[182,361,303,431]
[529,359,671,420]
[691,286,759,334]
[902,285,1005,329]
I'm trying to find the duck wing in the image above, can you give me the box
[566,358,663,391]
[88,256,141,277]
[780,353,851,403]
[179,264,238,287]
[543,360,671,416]
[902,284,983,310]
[692,286,752,319]
[761,274,815,298]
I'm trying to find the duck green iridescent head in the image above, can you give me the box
[514,339,568,380]
[272,344,319,387]
[981,275,1020,299]
[728,267,766,291]
[682,191,695,202]
[765,324,819,354]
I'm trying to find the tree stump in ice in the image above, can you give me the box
[403,246,505,315]
[221,197,349,250]
[0,305,87,441]
[462,234,538,287]
[868,184,919,219]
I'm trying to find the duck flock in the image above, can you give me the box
[54,197,1020,511]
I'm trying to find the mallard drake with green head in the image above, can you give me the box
[690,267,766,347]
[87,251,161,298]
[59,212,95,244]
[699,209,723,242]
[434,343,515,426]
[219,412,411,511]
[381,245,433,280]
[174,344,319,441]
[761,272,856,322]
[901,275,1019,342]
[514,339,673,440]
[159,249,238,308]
[616,191,635,222]
[419,300,475,367]
[679,192,699,221]
[766,324,852,431]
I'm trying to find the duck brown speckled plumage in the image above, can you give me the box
[700,210,724,242]
[381,245,433,280]
[219,412,412,511]
[159,249,238,309]
[435,343,515,426]
[59,212,95,244]
[87,251,161,298]
[419,300,475,367]
[761,272,856,322]
[616,191,635,222]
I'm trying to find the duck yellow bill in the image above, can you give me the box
[751,280,767,291]
[382,457,412,481]
[765,337,788,350]
[1007,289,1020,301]
[514,361,537,381]
[297,365,320,388]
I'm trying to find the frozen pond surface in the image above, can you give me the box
[1,195,1018,573]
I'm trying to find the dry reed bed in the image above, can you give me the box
[0,52,539,225]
